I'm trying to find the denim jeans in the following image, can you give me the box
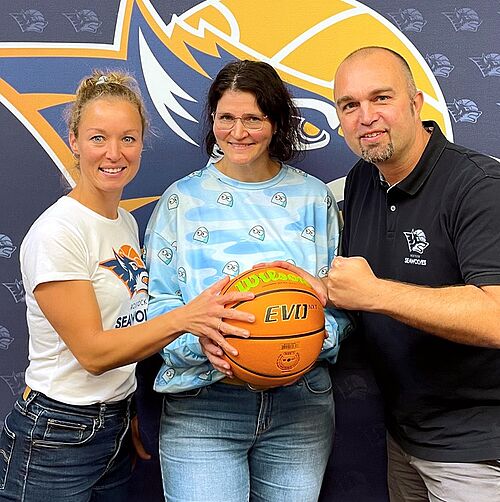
[0,389,133,502]
[159,363,334,502]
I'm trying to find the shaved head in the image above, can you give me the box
[339,46,417,99]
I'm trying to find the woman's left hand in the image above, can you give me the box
[199,337,233,377]
[130,415,151,468]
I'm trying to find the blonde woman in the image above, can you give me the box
[0,70,253,501]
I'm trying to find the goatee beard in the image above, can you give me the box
[361,142,394,164]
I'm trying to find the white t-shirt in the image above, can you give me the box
[21,196,149,405]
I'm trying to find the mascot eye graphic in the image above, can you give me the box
[158,247,173,265]
[293,98,340,152]
[317,266,328,278]
[167,194,179,210]
[222,260,239,277]
[271,192,287,207]
[177,267,187,283]
[324,194,332,209]
[404,229,430,254]
[217,192,233,207]
[249,225,265,241]
[161,367,176,383]
[193,226,209,243]
[100,245,148,298]
[301,225,316,242]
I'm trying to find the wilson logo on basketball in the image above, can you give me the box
[233,270,309,292]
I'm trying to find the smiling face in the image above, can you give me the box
[334,49,425,178]
[213,90,276,179]
[69,97,143,213]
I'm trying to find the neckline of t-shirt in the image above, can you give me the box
[61,196,123,223]
[207,162,287,189]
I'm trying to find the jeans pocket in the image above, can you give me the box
[33,412,97,448]
[303,365,332,394]
[0,415,15,489]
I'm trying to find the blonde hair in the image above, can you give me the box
[67,70,149,140]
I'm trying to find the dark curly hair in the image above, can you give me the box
[204,60,301,162]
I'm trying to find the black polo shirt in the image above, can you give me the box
[342,121,500,462]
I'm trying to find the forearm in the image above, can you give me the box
[80,278,254,374]
[81,306,187,374]
[368,280,500,348]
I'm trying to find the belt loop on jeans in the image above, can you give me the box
[22,386,38,406]
[22,386,31,400]
[97,403,106,429]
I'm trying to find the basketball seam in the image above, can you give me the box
[224,326,325,340]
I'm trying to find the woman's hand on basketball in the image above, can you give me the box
[199,337,234,377]
[180,276,255,357]
[252,261,328,306]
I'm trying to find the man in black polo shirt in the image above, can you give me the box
[330,46,500,501]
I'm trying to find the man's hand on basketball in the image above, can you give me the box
[252,261,328,305]
[181,276,255,357]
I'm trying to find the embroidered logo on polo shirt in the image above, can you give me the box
[403,229,429,266]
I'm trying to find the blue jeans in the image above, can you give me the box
[0,389,133,502]
[159,364,334,502]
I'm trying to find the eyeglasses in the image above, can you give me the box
[212,112,268,131]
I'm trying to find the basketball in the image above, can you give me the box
[220,266,325,388]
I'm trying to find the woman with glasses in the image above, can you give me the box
[144,60,350,502]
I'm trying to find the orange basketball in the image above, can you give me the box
[220,266,325,388]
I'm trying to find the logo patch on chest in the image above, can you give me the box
[403,229,429,266]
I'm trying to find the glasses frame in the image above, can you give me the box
[212,112,268,131]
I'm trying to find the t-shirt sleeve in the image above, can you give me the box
[21,218,90,293]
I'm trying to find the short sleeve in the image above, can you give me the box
[453,176,500,286]
[21,218,90,293]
